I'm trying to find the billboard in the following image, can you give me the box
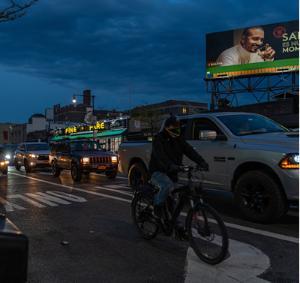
[206,20,299,79]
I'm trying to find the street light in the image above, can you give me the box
[72,96,77,104]
[71,94,95,113]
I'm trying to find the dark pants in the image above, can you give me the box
[150,171,174,206]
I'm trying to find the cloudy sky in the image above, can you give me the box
[0,0,298,123]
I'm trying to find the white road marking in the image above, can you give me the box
[7,194,46,208]
[95,186,133,197]
[102,184,131,190]
[0,196,26,212]
[25,192,71,206]
[185,238,270,283]
[10,173,299,244]
[46,191,87,203]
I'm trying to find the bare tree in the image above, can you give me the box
[0,0,38,22]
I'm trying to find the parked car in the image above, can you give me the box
[118,112,299,223]
[50,139,119,181]
[14,142,50,173]
[2,144,18,165]
[0,147,9,175]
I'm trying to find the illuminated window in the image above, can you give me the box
[182,107,187,114]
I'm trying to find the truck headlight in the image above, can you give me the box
[5,154,11,160]
[81,157,90,164]
[29,154,38,158]
[111,156,118,163]
[279,154,299,169]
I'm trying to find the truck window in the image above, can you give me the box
[192,118,224,140]
[18,144,25,151]
[180,119,189,138]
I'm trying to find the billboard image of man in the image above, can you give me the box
[217,27,276,66]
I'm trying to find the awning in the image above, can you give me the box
[51,128,127,141]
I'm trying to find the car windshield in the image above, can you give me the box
[70,141,101,151]
[217,114,288,136]
[3,144,18,151]
[26,143,50,151]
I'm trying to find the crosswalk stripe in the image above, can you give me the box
[95,186,133,197]
[102,184,131,189]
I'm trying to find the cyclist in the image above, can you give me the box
[148,115,209,237]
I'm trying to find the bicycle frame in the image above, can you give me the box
[161,176,204,235]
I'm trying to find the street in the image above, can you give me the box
[0,167,298,283]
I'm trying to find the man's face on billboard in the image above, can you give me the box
[241,28,264,52]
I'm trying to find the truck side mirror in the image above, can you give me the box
[198,130,217,141]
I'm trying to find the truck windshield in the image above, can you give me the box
[217,114,288,136]
[27,144,50,151]
[70,141,101,151]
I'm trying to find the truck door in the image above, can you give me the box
[183,118,229,190]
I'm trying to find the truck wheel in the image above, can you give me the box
[234,170,286,223]
[71,163,82,182]
[24,160,32,173]
[105,170,117,179]
[128,162,148,190]
[2,169,8,175]
[51,161,61,177]
[14,160,21,171]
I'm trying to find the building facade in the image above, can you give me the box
[0,123,27,145]
[129,99,208,135]
[53,89,124,123]
[220,96,298,128]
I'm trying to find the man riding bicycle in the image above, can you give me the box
[148,115,209,237]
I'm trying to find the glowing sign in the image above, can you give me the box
[64,122,105,135]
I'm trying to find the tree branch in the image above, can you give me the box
[0,0,38,23]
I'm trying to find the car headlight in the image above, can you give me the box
[5,154,11,160]
[29,154,38,158]
[279,153,299,169]
[81,157,90,164]
[111,156,118,163]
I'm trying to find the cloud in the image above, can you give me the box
[0,0,298,121]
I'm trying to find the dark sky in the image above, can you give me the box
[0,0,298,123]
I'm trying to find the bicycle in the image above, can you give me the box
[131,166,229,265]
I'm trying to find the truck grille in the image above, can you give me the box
[90,157,110,164]
[38,155,49,161]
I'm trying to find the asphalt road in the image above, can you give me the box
[0,167,298,283]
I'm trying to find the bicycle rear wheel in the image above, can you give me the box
[131,192,159,240]
[186,203,229,265]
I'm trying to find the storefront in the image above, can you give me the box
[51,124,127,153]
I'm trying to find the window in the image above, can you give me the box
[27,143,50,151]
[192,118,224,140]
[217,114,287,136]
[179,119,188,138]
[18,144,25,151]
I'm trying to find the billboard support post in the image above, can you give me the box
[205,72,299,110]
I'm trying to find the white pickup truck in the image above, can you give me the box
[119,112,299,223]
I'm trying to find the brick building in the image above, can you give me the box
[53,89,124,123]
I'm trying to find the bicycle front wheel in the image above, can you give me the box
[186,203,229,265]
[131,192,159,240]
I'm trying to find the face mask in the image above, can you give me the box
[165,127,181,138]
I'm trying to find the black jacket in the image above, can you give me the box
[149,130,206,182]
